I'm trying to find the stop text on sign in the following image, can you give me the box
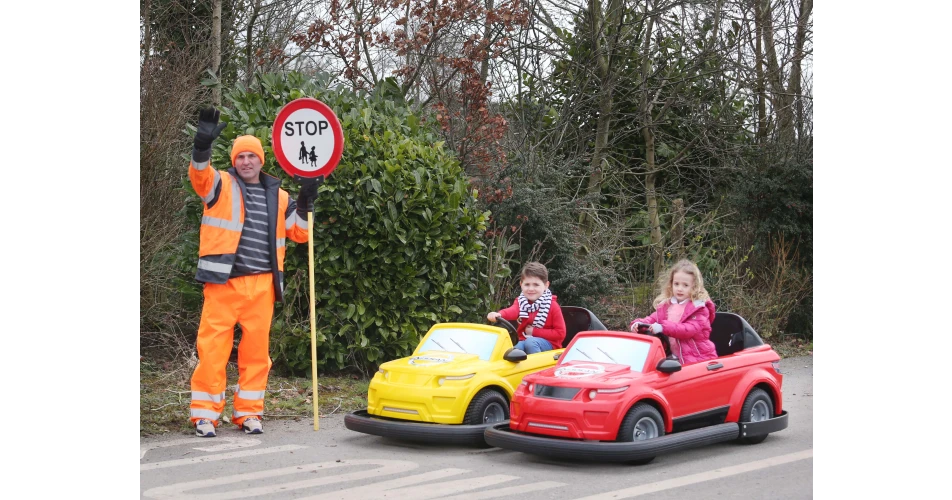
[284,120,330,136]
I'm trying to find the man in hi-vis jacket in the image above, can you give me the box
[187,107,321,437]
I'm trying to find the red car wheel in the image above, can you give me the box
[617,403,665,464]
[738,388,774,445]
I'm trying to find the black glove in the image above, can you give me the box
[192,107,228,162]
[295,175,325,217]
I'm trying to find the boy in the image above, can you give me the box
[487,262,566,353]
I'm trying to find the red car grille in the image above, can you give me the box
[533,385,581,400]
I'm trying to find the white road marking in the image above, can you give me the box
[139,444,306,471]
[140,438,262,459]
[437,481,567,499]
[142,459,418,499]
[571,449,814,499]
[301,468,480,499]
[142,457,565,500]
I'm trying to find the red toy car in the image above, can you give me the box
[483,312,788,464]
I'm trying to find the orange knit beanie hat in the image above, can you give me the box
[230,135,265,166]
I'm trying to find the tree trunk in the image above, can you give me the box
[579,0,622,232]
[245,0,262,87]
[645,169,663,278]
[671,198,685,260]
[754,0,812,145]
[757,0,794,143]
[754,0,766,142]
[211,0,222,105]
[790,0,813,141]
[480,0,494,85]
[582,86,613,225]
[639,6,662,278]
[142,0,152,68]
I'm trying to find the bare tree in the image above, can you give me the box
[752,0,813,144]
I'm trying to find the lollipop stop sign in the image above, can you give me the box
[272,97,344,432]
[271,98,344,178]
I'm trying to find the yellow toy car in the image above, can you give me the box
[344,307,606,445]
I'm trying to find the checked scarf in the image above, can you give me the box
[518,288,553,328]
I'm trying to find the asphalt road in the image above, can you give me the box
[140,355,813,499]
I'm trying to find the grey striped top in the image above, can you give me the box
[230,183,272,277]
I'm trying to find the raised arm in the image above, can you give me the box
[187,107,228,207]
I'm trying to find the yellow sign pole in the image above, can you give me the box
[271,97,342,433]
[308,211,319,431]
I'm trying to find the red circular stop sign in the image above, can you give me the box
[271,98,344,178]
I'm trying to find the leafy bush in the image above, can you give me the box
[179,72,490,375]
[726,153,813,269]
[721,148,813,337]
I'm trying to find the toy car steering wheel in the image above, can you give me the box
[493,317,519,346]
[636,324,674,359]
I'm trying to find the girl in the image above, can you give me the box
[629,259,718,364]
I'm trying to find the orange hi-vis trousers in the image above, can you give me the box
[190,273,275,428]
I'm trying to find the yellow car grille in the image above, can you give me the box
[388,372,433,385]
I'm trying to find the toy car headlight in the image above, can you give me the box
[590,386,628,400]
[438,373,475,386]
[377,368,388,379]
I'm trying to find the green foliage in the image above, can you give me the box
[483,164,621,313]
[726,153,813,268]
[180,72,490,375]
[729,143,816,337]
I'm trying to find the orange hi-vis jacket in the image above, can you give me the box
[188,159,309,301]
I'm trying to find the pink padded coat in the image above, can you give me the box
[629,299,718,365]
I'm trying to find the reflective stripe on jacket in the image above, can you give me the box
[188,160,309,301]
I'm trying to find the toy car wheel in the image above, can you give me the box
[738,388,774,444]
[617,403,664,441]
[617,402,664,464]
[464,389,509,425]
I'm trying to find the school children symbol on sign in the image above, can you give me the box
[271,98,344,178]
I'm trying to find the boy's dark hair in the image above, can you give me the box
[520,262,548,282]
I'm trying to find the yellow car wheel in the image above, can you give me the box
[463,389,509,425]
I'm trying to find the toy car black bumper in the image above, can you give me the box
[344,409,495,446]
[483,411,789,462]
[741,410,788,438]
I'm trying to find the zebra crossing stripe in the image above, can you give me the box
[140,438,261,459]
[571,449,814,500]
[140,444,305,471]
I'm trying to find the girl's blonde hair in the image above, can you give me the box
[652,259,710,307]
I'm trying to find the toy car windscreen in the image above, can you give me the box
[561,337,652,372]
[417,328,498,361]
